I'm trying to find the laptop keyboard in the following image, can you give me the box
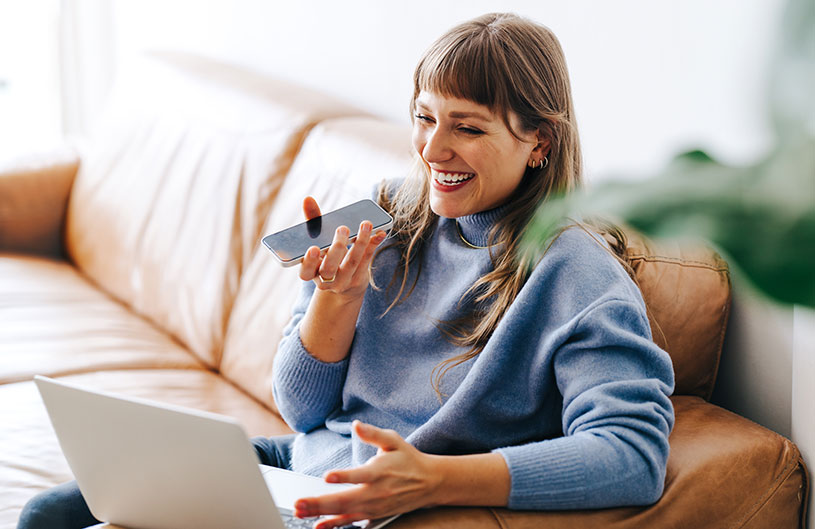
[278,509,359,529]
[279,510,319,528]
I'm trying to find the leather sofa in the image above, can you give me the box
[0,52,808,529]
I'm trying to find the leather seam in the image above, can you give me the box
[488,507,510,529]
[704,269,731,400]
[628,254,730,271]
[796,454,810,529]
[730,442,801,528]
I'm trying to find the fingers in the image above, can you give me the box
[304,224,387,289]
[299,246,321,281]
[296,198,389,289]
[323,463,378,485]
[294,490,363,519]
[353,420,403,452]
[317,226,350,282]
[318,422,403,486]
[345,228,387,285]
[302,196,322,221]
[338,221,372,276]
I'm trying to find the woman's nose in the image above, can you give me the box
[422,129,454,163]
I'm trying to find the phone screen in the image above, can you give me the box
[262,199,393,265]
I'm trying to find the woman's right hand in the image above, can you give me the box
[298,196,388,302]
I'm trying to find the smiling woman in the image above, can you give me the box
[272,13,673,527]
[412,92,545,218]
[17,12,676,529]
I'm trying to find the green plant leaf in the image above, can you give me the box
[524,0,815,308]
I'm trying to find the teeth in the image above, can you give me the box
[432,170,475,186]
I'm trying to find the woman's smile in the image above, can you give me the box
[431,169,476,191]
[411,91,540,218]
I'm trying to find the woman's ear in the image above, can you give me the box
[532,130,551,157]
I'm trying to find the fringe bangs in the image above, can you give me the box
[414,29,509,114]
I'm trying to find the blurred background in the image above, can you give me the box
[0,0,784,178]
[1,0,811,522]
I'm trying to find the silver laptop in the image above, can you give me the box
[34,376,398,529]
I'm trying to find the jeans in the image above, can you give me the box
[17,434,296,529]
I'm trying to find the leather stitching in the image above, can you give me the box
[705,284,731,401]
[730,441,802,528]
[799,456,810,529]
[488,508,510,529]
[628,254,730,271]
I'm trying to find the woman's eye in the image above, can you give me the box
[414,114,434,123]
[459,127,484,136]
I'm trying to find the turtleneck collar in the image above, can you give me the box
[451,204,510,248]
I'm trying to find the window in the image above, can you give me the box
[0,0,62,162]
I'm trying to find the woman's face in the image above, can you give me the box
[412,90,543,218]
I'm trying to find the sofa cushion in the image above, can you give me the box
[0,255,204,384]
[64,53,360,369]
[220,116,412,410]
[0,369,293,528]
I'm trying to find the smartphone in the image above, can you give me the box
[262,199,393,267]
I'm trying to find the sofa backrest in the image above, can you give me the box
[624,234,731,399]
[220,117,413,411]
[65,53,360,368]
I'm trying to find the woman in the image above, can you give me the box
[270,11,673,528]
[18,12,673,529]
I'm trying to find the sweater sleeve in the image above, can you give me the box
[272,280,349,433]
[494,297,675,510]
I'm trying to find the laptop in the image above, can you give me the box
[34,375,399,529]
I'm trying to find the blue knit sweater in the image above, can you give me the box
[272,205,675,510]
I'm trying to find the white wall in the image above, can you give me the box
[793,306,815,529]
[0,1,62,161]
[712,281,794,436]
[100,0,784,181]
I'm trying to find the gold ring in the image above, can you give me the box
[320,274,336,284]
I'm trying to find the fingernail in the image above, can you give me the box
[295,499,308,510]
[325,474,339,483]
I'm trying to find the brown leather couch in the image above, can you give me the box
[0,52,808,529]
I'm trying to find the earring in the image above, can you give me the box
[528,157,549,169]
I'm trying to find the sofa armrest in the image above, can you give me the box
[490,396,808,529]
[396,397,807,529]
[0,147,79,257]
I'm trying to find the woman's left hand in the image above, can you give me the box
[293,420,443,529]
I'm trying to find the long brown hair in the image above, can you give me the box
[373,13,627,397]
